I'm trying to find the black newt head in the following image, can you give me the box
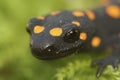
[26,11,95,60]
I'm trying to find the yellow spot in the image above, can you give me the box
[38,16,45,20]
[34,25,45,34]
[72,21,81,27]
[51,11,61,16]
[73,11,85,17]
[50,27,62,36]
[106,5,120,19]
[85,10,95,20]
[91,36,101,47]
[79,32,87,40]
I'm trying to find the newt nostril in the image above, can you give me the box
[45,45,56,53]
[31,44,59,60]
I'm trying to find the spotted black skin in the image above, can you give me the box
[28,11,95,59]
[27,0,120,77]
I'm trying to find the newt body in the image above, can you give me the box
[26,0,120,77]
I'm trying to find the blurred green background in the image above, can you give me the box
[0,0,120,80]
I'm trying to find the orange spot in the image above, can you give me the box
[79,32,87,40]
[38,16,45,20]
[49,27,62,36]
[85,10,95,20]
[34,25,45,34]
[73,11,84,17]
[51,11,61,16]
[91,36,101,47]
[72,21,81,27]
[106,5,120,19]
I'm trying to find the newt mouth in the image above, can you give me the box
[31,46,80,60]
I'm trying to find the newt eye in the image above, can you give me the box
[63,28,80,43]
